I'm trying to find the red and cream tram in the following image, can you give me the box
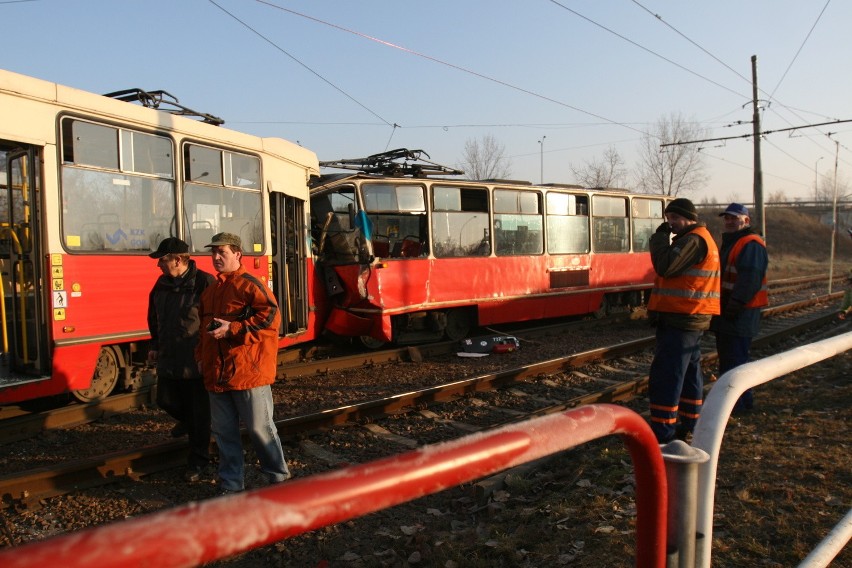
[311,150,664,347]
[0,69,319,405]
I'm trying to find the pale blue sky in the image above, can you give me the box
[3,0,850,203]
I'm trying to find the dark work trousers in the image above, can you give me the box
[648,324,704,443]
[157,375,212,468]
[715,333,754,410]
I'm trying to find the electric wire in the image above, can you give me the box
[547,0,748,100]
[207,0,394,127]
[251,0,648,137]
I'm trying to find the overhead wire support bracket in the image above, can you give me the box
[319,148,465,177]
[102,88,225,126]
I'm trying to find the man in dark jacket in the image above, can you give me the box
[148,237,215,481]
[647,198,721,444]
[710,203,768,412]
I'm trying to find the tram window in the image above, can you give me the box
[185,145,224,185]
[310,186,371,262]
[592,195,629,253]
[358,183,428,259]
[62,119,175,177]
[493,189,542,256]
[631,198,664,252]
[225,152,259,189]
[182,145,263,254]
[363,184,425,212]
[431,185,489,258]
[546,192,590,254]
[62,120,118,169]
[62,169,175,252]
[60,119,176,253]
[121,130,173,177]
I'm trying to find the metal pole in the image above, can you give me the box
[751,55,765,239]
[661,440,710,568]
[538,135,546,184]
[829,140,839,294]
[814,157,823,204]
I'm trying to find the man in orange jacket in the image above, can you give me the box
[196,232,290,494]
[647,198,721,444]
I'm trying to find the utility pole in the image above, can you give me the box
[829,140,840,293]
[751,55,765,239]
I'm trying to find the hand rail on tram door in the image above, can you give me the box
[0,226,26,359]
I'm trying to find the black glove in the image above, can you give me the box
[656,221,672,234]
[722,301,744,321]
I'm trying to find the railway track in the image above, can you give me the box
[0,291,845,512]
[0,273,840,445]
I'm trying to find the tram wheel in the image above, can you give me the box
[358,335,386,350]
[72,346,120,403]
[444,309,471,341]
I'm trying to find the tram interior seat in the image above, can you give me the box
[372,236,390,258]
[402,240,421,257]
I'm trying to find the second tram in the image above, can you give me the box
[311,150,665,347]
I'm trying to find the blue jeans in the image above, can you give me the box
[209,386,290,491]
[648,325,705,443]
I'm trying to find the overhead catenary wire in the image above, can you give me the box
[251,0,649,137]
[207,0,395,128]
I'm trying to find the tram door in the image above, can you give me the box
[1,144,48,377]
[269,192,308,335]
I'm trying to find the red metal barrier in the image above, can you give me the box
[0,404,667,567]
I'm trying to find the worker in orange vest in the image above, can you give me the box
[710,203,768,413]
[647,198,721,444]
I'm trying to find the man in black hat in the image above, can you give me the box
[710,203,768,412]
[147,237,215,481]
[646,198,721,443]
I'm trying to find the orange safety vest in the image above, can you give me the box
[722,233,769,309]
[648,226,721,315]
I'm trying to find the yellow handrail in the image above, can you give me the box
[0,226,28,361]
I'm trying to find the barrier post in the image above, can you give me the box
[660,440,709,568]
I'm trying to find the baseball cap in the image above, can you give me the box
[719,203,749,217]
[205,232,242,249]
[149,237,189,259]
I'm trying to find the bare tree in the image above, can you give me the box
[817,171,850,203]
[571,146,628,189]
[767,190,789,203]
[461,135,511,180]
[635,112,709,196]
